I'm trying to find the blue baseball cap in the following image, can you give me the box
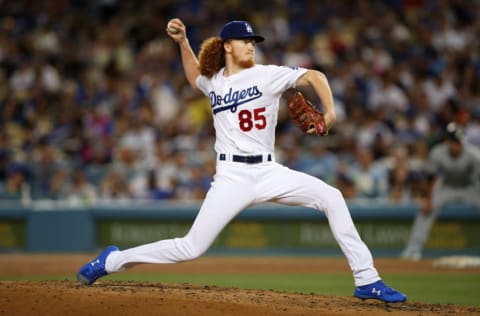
[220,21,264,42]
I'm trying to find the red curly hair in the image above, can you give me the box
[198,37,225,78]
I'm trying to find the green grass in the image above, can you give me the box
[4,272,479,307]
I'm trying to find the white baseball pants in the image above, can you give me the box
[106,160,380,286]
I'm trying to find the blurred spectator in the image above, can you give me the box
[283,32,313,68]
[382,144,428,204]
[422,72,456,112]
[368,70,408,114]
[335,161,357,200]
[185,165,212,200]
[150,73,180,126]
[465,106,480,146]
[0,164,29,200]
[355,109,394,158]
[62,170,98,206]
[117,113,155,170]
[49,168,72,200]
[29,141,66,199]
[281,140,310,172]
[388,163,412,203]
[144,170,175,200]
[350,148,388,199]
[99,167,133,202]
[170,150,199,200]
[0,132,10,183]
[303,142,338,184]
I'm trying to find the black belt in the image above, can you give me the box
[219,154,272,164]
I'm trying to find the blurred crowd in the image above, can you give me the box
[0,0,479,205]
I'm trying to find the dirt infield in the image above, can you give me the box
[1,254,480,316]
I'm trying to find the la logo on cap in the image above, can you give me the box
[245,22,253,33]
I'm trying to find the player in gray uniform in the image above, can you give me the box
[77,19,406,303]
[401,122,480,260]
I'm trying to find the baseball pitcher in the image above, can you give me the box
[77,19,406,303]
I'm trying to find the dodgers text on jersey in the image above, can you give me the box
[209,86,263,114]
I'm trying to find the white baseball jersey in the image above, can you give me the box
[196,65,307,154]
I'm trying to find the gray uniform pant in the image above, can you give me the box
[403,183,480,256]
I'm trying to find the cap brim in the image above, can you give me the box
[251,35,264,43]
[224,35,264,43]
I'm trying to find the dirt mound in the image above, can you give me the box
[1,255,480,315]
[1,280,479,316]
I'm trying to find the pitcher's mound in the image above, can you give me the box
[1,280,479,316]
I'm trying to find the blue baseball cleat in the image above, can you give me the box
[354,280,407,303]
[77,245,119,285]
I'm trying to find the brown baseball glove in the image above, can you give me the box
[287,91,328,135]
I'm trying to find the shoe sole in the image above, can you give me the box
[77,273,92,285]
[354,294,406,303]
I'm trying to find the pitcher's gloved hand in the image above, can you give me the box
[287,91,328,135]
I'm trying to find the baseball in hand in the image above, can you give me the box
[167,21,179,34]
